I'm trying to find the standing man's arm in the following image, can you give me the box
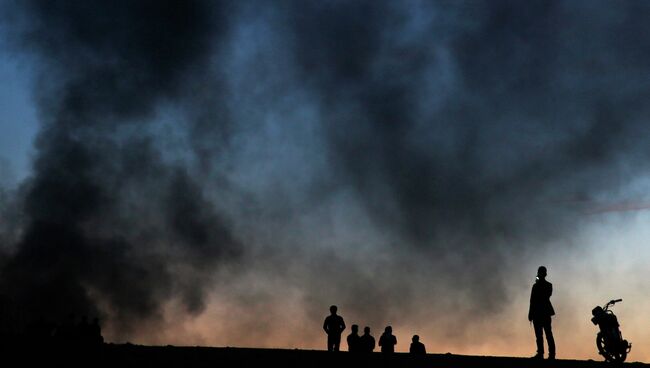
[528,284,534,321]
[323,318,329,334]
[340,318,346,333]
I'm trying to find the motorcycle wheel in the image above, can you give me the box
[596,333,627,363]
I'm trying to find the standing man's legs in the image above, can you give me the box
[328,334,341,351]
[533,319,544,357]
[332,334,341,351]
[543,316,555,358]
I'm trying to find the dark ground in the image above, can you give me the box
[3,344,647,368]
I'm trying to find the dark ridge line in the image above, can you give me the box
[97,344,649,366]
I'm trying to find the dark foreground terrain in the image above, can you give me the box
[2,344,648,368]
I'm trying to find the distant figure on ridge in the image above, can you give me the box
[78,315,91,344]
[91,318,104,345]
[409,335,426,354]
[528,266,555,360]
[379,326,397,353]
[347,324,361,352]
[323,305,346,351]
[360,326,375,352]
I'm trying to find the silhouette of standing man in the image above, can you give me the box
[528,266,555,360]
[323,305,346,351]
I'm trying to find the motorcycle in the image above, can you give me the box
[591,299,631,362]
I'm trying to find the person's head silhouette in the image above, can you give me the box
[537,266,547,279]
[364,326,371,335]
[351,324,358,334]
[384,326,392,334]
[330,305,338,315]
[412,335,419,343]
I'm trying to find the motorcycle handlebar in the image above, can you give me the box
[606,299,622,307]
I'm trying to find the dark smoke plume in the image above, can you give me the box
[0,0,239,334]
[287,0,650,243]
[2,0,650,348]
[227,0,650,337]
[287,0,650,286]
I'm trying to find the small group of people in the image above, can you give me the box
[344,325,376,353]
[322,265,555,359]
[25,314,104,346]
[55,315,104,345]
[323,305,425,354]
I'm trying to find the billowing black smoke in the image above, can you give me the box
[287,0,650,244]
[2,0,650,347]
[257,0,650,330]
[0,0,239,334]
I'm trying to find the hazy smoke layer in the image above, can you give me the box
[2,0,650,348]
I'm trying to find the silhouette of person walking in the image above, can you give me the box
[379,326,397,353]
[409,335,426,354]
[528,266,555,360]
[347,324,361,352]
[360,326,375,352]
[323,305,346,351]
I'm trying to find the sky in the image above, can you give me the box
[1,0,650,362]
